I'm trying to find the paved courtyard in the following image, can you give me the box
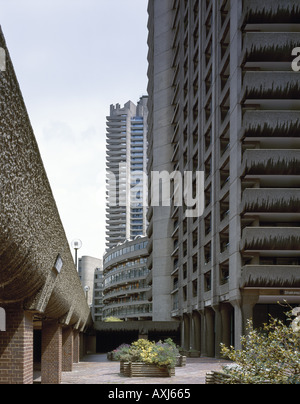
[59,354,230,384]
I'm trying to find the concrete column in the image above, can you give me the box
[73,331,80,364]
[0,304,33,384]
[232,300,243,350]
[205,308,215,358]
[192,312,201,352]
[213,305,222,358]
[41,321,62,384]
[220,304,233,348]
[242,293,259,334]
[62,327,73,372]
[200,311,207,357]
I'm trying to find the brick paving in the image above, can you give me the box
[60,354,231,384]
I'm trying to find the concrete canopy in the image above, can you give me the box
[0,27,91,330]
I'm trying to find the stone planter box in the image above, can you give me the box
[120,362,175,378]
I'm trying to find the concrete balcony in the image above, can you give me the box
[241,227,300,251]
[241,265,300,288]
[242,72,300,102]
[241,188,300,213]
[242,0,300,25]
[242,149,300,176]
[241,110,300,139]
[242,32,300,64]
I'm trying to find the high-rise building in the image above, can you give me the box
[147,0,300,357]
[106,96,148,250]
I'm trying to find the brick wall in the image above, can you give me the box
[62,327,73,372]
[0,304,33,384]
[41,321,62,384]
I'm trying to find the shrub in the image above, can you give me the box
[118,338,179,369]
[221,310,300,384]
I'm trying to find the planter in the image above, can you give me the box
[120,362,175,378]
[107,352,119,361]
[176,355,187,367]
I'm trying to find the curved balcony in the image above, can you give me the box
[241,111,300,139]
[241,227,300,251]
[102,302,152,319]
[242,0,300,25]
[242,149,300,176]
[241,265,300,288]
[241,188,300,213]
[103,284,151,303]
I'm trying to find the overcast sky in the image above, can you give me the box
[0,0,149,260]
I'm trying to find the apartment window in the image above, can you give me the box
[192,279,198,298]
[193,254,198,273]
[205,271,212,292]
[220,261,229,285]
[204,242,211,264]
[183,286,187,301]
[183,262,187,279]
[205,213,212,236]
[220,228,230,253]
[220,192,230,222]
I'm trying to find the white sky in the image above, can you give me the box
[0,0,149,260]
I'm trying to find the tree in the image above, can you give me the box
[220,309,300,384]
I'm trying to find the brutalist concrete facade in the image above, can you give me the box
[0,27,92,383]
[147,0,300,357]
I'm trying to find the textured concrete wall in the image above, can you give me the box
[0,27,91,329]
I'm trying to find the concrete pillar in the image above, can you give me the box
[62,327,73,372]
[232,300,243,350]
[192,312,201,352]
[242,293,259,334]
[73,331,80,364]
[200,311,207,357]
[41,321,62,384]
[213,306,222,358]
[182,315,190,350]
[205,308,215,357]
[220,304,233,348]
[0,304,33,384]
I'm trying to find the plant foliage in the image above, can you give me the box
[221,310,300,384]
[118,338,179,369]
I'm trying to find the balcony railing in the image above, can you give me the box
[242,32,300,64]
[241,110,300,139]
[241,227,300,251]
[241,188,300,213]
[241,265,300,288]
[242,72,300,101]
[242,149,300,176]
[242,0,300,25]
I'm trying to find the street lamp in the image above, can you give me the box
[84,285,90,303]
[71,239,82,270]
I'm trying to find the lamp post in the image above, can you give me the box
[84,285,90,303]
[71,239,82,270]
